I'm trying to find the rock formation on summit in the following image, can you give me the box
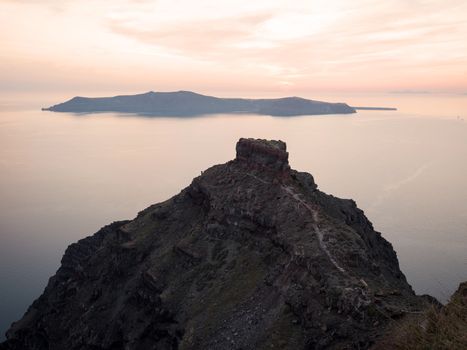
[1,138,431,350]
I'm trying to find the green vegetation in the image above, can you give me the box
[376,283,467,349]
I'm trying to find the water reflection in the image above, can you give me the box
[0,92,466,339]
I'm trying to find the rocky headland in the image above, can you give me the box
[1,138,442,349]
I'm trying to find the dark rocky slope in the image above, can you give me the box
[42,91,356,116]
[1,139,431,349]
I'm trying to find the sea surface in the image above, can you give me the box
[1,92,467,339]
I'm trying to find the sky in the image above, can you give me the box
[1,0,466,95]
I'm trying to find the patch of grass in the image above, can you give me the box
[375,283,467,349]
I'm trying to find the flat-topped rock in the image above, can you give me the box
[235,138,289,172]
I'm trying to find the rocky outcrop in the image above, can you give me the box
[1,138,431,350]
[235,138,290,173]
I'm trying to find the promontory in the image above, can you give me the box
[1,138,440,349]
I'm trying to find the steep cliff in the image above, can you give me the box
[1,139,430,349]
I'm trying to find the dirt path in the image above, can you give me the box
[243,171,346,274]
[281,185,346,273]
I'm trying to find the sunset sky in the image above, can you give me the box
[1,0,466,94]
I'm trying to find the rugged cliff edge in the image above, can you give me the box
[42,91,356,116]
[1,139,431,349]
[373,281,466,349]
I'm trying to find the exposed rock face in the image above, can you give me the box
[235,138,289,173]
[1,139,429,350]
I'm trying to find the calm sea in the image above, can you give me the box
[1,92,466,339]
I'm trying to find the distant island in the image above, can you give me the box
[42,91,357,116]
